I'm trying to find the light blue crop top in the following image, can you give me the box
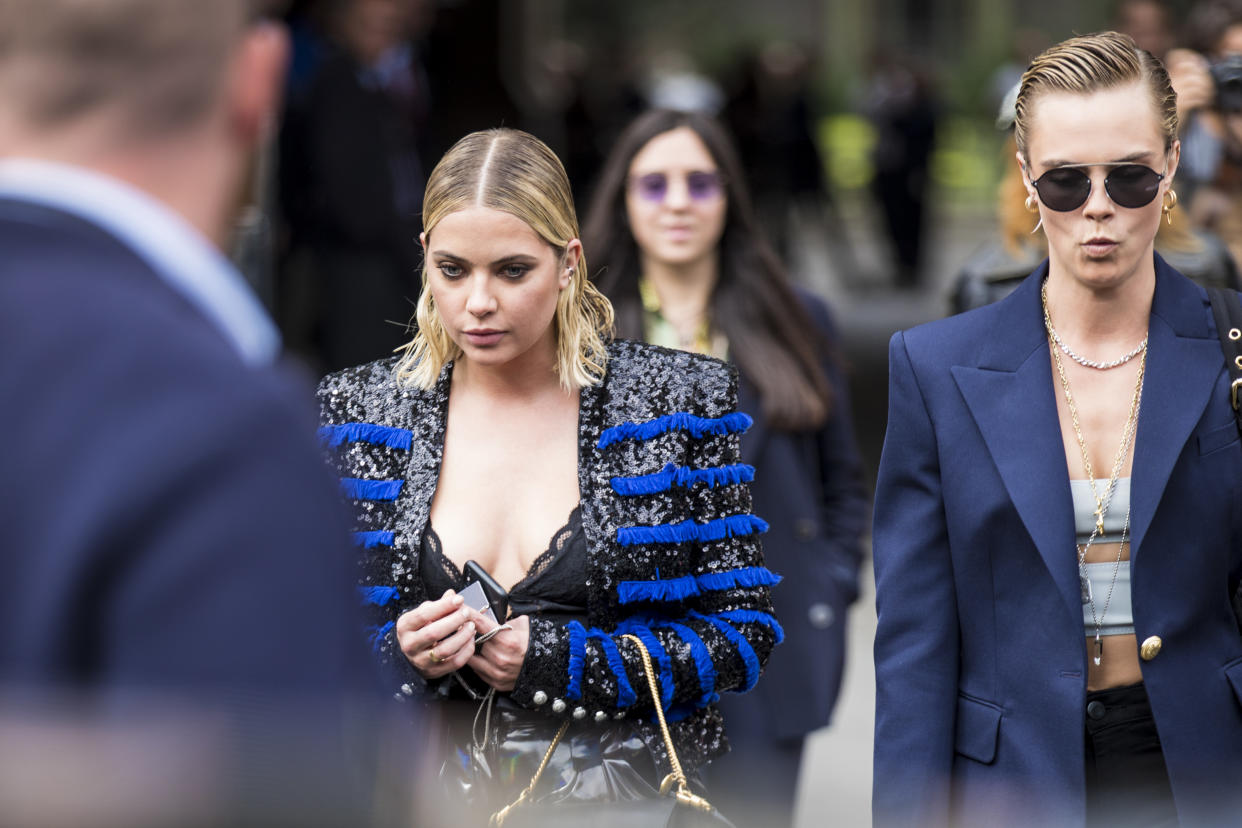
[1070,478,1135,636]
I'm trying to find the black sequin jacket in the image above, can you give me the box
[317,340,781,769]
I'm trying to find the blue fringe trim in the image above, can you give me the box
[616,566,782,605]
[636,627,675,711]
[610,463,756,496]
[340,477,405,501]
[616,513,770,547]
[717,609,786,645]
[597,412,753,449]
[365,620,394,653]
[689,611,760,693]
[654,620,717,708]
[353,530,394,549]
[615,619,675,710]
[587,629,638,707]
[617,575,699,604]
[696,566,783,592]
[358,585,401,606]
[565,621,587,702]
[319,422,413,451]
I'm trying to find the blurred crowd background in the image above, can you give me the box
[230,1,1242,822]
[252,0,1242,471]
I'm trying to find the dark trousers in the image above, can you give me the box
[1084,682,1178,827]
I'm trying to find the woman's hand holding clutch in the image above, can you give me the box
[467,610,530,692]
[396,589,477,679]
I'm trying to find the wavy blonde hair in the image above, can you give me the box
[394,128,614,391]
[1014,30,1178,164]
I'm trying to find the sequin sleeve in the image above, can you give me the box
[316,359,428,701]
[509,346,781,726]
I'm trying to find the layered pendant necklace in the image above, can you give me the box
[1042,279,1147,666]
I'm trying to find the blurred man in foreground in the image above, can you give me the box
[0,1,389,824]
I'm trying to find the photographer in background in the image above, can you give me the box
[1167,0,1242,265]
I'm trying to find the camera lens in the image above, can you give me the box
[1211,55,1242,112]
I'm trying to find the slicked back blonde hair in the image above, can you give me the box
[394,128,614,391]
[1014,31,1178,164]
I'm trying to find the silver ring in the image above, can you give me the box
[474,623,514,647]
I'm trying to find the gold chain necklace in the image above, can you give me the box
[1042,278,1146,666]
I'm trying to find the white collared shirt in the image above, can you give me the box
[0,158,279,365]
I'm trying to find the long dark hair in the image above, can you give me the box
[583,108,833,430]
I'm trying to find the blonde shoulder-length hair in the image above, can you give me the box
[393,128,614,391]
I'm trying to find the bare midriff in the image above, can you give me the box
[1082,540,1142,691]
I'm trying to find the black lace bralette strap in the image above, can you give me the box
[419,524,464,597]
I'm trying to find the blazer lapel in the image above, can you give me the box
[951,268,1082,625]
[1128,257,1221,559]
[401,363,453,549]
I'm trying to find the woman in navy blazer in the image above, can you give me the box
[873,32,1242,827]
[585,109,868,828]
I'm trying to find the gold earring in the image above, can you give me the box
[1025,194,1043,234]
[1162,189,1178,225]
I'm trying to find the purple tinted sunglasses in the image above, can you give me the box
[629,171,725,204]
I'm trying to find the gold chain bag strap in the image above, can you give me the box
[489,634,717,827]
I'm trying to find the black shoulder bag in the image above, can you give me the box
[1204,287,1242,636]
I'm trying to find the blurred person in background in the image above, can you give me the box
[864,51,939,289]
[1165,0,1242,266]
[0,1,388,825]
[1115,0,1176,60]
[319,127,779,827]
[585,109,868,828]
[278,0,433,373]
[874,31,1242,827]
[722,42,848,268]
[952,83,1238,314]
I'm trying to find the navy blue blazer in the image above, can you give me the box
[723,292,868,740]
[872,256,1242,827]
[0,198,362,699]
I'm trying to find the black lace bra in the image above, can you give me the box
[419,505,590,625]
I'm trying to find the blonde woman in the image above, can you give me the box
[873,33,1242,827]
[318,128,778,822]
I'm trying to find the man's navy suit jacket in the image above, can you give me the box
[0,196,361,699]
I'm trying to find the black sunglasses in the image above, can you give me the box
[1030,163,1165,212]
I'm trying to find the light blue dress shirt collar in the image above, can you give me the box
[0,158,280,365]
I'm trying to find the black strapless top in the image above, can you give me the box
[419,505,590,625]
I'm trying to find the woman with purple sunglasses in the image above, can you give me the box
[584,109,868,828]
[873,31,1242,827]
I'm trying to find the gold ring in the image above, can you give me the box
[428,648,442,664]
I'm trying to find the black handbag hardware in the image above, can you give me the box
[488,634,729,828]
[1205,287,1242,636]
[1207,286,1242,426]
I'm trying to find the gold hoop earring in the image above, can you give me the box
[1162,189,1178,225]
[1025,194,1043,234]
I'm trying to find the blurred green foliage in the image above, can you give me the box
[819,114,1006,208]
